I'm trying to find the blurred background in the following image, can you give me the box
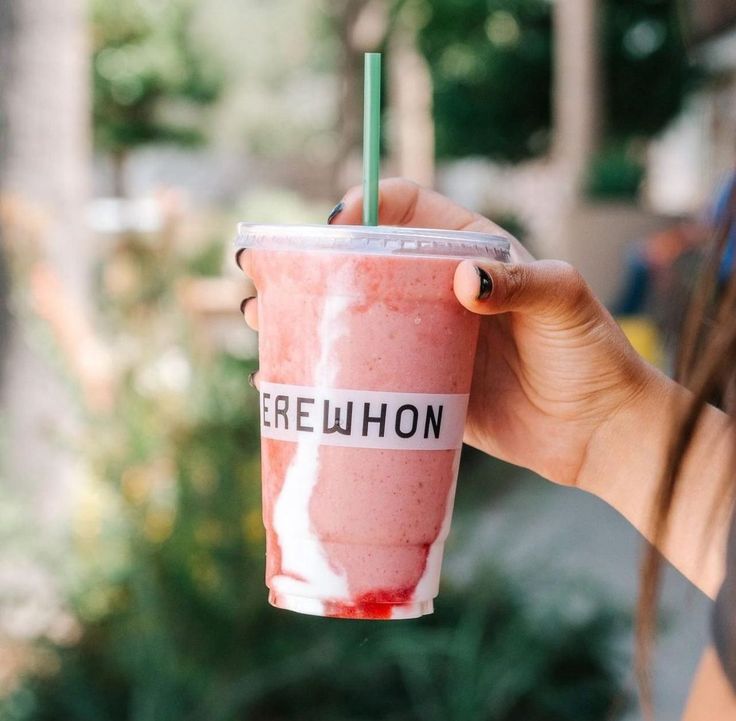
[1,0,735,719]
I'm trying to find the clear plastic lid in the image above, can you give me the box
[236,223,511,261]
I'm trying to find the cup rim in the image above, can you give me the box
[235,223,511,260]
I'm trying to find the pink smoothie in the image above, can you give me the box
[249,246,481,619]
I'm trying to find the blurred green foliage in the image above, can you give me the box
[417,0,552,161]
[91,0,223,157]
[7,514,631,721]
[586,144,646,199]
[415,0,694,161]
[601,0,694,140]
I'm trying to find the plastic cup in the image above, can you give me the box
[236,224,510,620]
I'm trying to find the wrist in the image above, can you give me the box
[577,363,732,597]
[577,363,675,499]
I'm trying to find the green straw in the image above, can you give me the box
[362,52,381,226]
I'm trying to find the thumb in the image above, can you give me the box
[454,259,594,322]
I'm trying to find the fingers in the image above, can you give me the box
[240,297,259,389]
[235,247,253,277]
[240,295,258,331]
[330,177,533,262]
[454,259,595,322]
[238,176,533,274]
[332,177,493,231]
[237,253,259,389]
[237,250,259,330]
[242,259,585,329]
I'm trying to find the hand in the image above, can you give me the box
[238,178,658,489]
[328,179,661,489]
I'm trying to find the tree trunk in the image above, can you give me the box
[388,17,435,188]
[0,0,91,526]
[110,148,128,198]
[329,0,389,195]
[552,0,601,199]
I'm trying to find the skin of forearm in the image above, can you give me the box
[579,368,733,598]
[682,647,736,720]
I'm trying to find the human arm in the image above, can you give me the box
[581,370,732,598]
[682,647,736,720]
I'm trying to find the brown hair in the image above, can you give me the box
[637,174,736,715]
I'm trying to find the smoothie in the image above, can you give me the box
[240,225,510,620]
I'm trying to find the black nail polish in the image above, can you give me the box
[235,248,246,270]
[240,296,255,314]
[476,266,493,300]
[327,201,345,225]
[248,370,258,389]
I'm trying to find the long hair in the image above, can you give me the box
[637,174,736,715]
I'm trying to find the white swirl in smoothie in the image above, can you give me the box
[271,293,351,604]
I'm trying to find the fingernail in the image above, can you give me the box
[240,296,255,314]
[248,370,258,389]
[235,248,246,270]
[327,201,344,225]
[475,266,493,300]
